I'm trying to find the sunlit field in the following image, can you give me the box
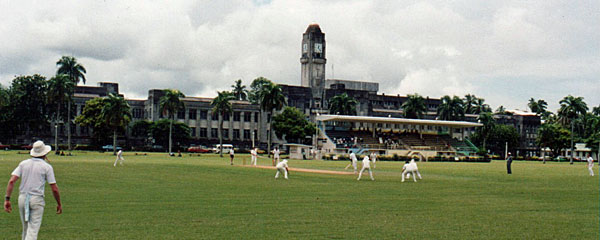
[0,151,598,239]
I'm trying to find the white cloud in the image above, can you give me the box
[0,0,598,111]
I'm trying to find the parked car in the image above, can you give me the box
[212,144,234,153]
[102,145,122,151]
[21,145,33,150]
[188,146,210,153]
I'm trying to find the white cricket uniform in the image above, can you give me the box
[587,156,594,176]
[370,153,377,168]
[402,160,422,182]
[11,158,57,240]
[250,149,257,166]
[273,149,280,163]
[114,150,124,166]
[275,160,289,179]
[345,152,358,173]
[357,156,374,181]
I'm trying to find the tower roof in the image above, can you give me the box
[305,23,323,34]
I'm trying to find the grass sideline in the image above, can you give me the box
[0,151,598,239]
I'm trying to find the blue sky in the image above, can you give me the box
[0,0,598,112]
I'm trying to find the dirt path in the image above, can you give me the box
[240,165,355,175]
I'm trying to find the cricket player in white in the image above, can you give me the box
[370,152,377,168]
[344,151,358,173]
[275,159,289,179]
[357,156,374,181]
[4,141,62,240]
[229,148,235,165]
[273,147,280,166]
[113,150,124,167]
[250,148,258,166]
[587,154,594,176]
[402,159,422,182]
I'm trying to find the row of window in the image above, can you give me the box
[190,127,258,140]
[170,110,259,122]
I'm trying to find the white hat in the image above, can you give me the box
[30,140,51,157]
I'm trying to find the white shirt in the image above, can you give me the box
[11,158,56,197]
[370,153,377,161]
[276,160,288,169]
[362,156,371,168]
[587,156,594,166]
[274,149,280,158]
[251,149,257,157]
[117,150,123,157]
[350,152,357,162]
[229,149,234,155]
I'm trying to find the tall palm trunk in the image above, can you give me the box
[55,103,61,152]
[219,116,223,158]
[267,111,272,158]
[570,121,574,164]
[169,116,173,154]
[67,101,71,150]
[113,129,117,155]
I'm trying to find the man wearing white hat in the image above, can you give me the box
[4,140,62,240]
[275,159,289,179]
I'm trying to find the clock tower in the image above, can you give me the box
[300,23,326,109]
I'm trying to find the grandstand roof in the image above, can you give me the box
[315,115,483,128]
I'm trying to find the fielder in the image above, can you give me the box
[402,159,422,182]
[275,159,289,179]
[370,152,377,168]
[587,154,594,176]
[250,148,258,166]
[344,151,358,173]
[272,147,280,166]
[357,155,374,181]
[229,148,235,165]
[113,150,124,167]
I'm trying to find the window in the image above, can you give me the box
[244,130,250,139]
[189,109,197,120]
[132,108,144,118]
[177,110,185,119]
[200,128,207,138]
[244,112,251,122]
[254,113,259,122]
[201,110,208,120]
[222,129,229,138]
[254,130,258,139]
[191,127,196,137]
[212,113,218,121]
[233,129,240,139]
[224,114,230,121]
[233,112,240,121]
[211,128,218,138]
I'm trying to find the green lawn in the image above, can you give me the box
[0,151,598,239]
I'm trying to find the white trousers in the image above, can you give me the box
[114,156,124,166]
[589,166,594,176]
[18,194,45,240]
[344,161,357,173]
[251,156,257,166]
[357,167,374,181]
[275,167,288,179]
[402,170,422,182]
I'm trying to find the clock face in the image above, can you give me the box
[314,43,323,53]
[303,43,308,53]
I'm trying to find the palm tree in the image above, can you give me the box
[47,74,75,152]
[593,105,600,116]
[259,82,286,157]
[56,56,86,150]
[437,95,465,120]
[558,95,588,164]
[231,79,248,101]
[211,91,235,157]
[401,93,427,119]
[159,89,185,154]
[102,94,132,155]
[473,98,491,114]
[328,93,358,115]
[477,112,495,151]
[495,105,507,115]
[463,94,477,114]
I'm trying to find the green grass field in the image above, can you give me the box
[0,151,598,239]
